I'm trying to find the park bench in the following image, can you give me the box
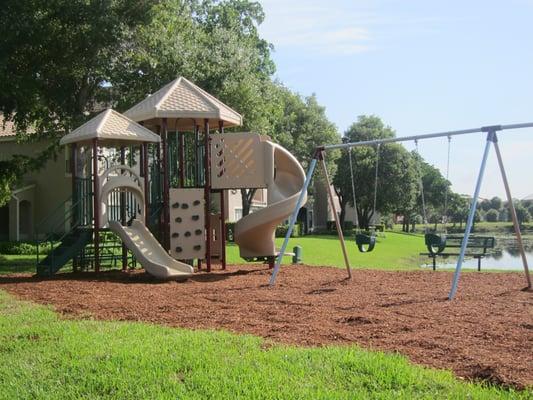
[420,235,496,271]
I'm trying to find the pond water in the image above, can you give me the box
[421,236,533,271]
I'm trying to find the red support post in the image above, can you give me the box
[71,143,78,272]
[204,119,211,272]
[92,138,100,273]
[218,120,226,270]
[120,146,127,271]
[220,190,226,270]
[156,127,162,242]
[162,119,170,251]
[143,142,149,225]
[179,130,185,188]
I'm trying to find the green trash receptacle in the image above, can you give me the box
[292,245,302,264]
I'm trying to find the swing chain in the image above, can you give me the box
[372,143,380,226]
[415,140,429,231]
[443,136,452,226]
[347,143,359,229]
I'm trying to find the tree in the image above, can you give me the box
[0,0,157,204]
[333,116,417,229]
[448,193,469,228]
[490,196,502,210]
[485,209,499,222]
[235,87,341,217]
[514,202,531,226]
[480,199,492,212]
[0,0,285,206]
[411,154,451,231]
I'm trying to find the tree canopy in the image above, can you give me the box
[333,115,417,229]
[0,0,343,208]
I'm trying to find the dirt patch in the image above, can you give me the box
[1,266,531,389]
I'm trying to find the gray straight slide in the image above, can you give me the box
[109,219,194,280]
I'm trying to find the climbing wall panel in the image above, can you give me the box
[211,133,269,189]
[169,188,205,260]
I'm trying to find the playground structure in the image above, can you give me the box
[36,77,307,279]
[271,123,533,299]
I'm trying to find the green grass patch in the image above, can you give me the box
[0,291,526,399]
[227,231,423,269]
[0,255,36,275]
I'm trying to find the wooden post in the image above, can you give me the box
[92,138,100,273]
[204,119,211,272]
[492,134,531,289]
[162,119,170,251]
[319,150,351,279]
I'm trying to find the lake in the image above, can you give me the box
[421,235,533,271]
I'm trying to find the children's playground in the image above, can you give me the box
[1,78,532,394]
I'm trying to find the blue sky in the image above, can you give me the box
[258,0,533,199]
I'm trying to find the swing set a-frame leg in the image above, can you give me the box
[319,150,352,279]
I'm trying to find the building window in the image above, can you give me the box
[234,208,243,221]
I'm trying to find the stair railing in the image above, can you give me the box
[35,192,92,274]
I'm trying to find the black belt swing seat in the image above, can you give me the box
[347,141,380,254]
[356,232,376,253]
[424,233,447,255]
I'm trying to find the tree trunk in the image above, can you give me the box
[240,188,257,217]
[358,208,371,231]
[339,201,346,228]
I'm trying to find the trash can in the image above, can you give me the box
[292,245,302,264]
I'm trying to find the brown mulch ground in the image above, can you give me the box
[0,265,532,389]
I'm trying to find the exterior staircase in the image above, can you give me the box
[36,229,93,276]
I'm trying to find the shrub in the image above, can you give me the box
[0,241,37,255]
[485,209,499,222]
[275,223,301,238]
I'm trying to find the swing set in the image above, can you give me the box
[270,122,533,300]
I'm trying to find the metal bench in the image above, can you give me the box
[420,235,495,271]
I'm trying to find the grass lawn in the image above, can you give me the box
[227,231,425,270]
[0,254,36,274]
[0,291,527,399]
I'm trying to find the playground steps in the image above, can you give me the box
[36,229,93,276]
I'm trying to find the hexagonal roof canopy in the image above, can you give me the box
[59,109,161,146]
[124,77,243,130]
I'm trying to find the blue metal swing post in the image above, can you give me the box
[269,157,318,287]
[448,130,495,300]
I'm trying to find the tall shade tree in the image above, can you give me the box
[0,0,156,204]
[333,115,417,229]
[0,0,280,205]
[408,153,451,231]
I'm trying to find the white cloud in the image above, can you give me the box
[258,0,373,55]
